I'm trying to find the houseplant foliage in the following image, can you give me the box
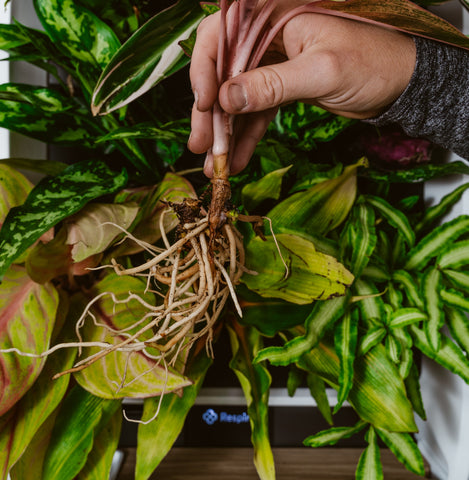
[1,0,469,479]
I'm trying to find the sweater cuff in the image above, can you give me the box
[365,36,469,160]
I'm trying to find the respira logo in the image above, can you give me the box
[202,408,249,425]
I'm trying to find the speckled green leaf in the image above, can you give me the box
[0,266,59,416]
[228,321,275,480]
[74,274,191,399]
[33,0,120,74]
[92,0,205,114]
[242,233,354,304]
[0,84,96,146]
[0,160,127,279]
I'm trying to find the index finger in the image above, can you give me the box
[190,13,220,112]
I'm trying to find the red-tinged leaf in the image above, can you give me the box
[0,266,59,416]
[73,274,191,399]
[306,0,469,50]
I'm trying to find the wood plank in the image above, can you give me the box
[117,447,432,479]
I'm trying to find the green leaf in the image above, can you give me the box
[356,427,383,480]
[366,194,415,247]
[334,309,358,413]
[33,0,121,75]
[0,158,67,177]
[92,0,205,114]
[255,295,348,366]
[311,0,469,49]
[392,270,424,309]
[405,215,469,270]
[443,269,469,291]
[388,308,427,329]
[421,267,443,350]
[340,202,377,277]
[266,158,365,236]
[41,385,120,480]
[416,181,469,233]
[411,325,469,383]
[306,373,333,425]
[357,326,386,357]
[0,83,97,146]
[238,286,311,337]
[404,363,426,420]
[73,275,191,398]
[0,164,33,224]
[242,233,354,304]
[440,287,469,311]
[135,348,212,480]
[76,405,122,480]
[303,420,367,447]
[376,429,425,476]
[242,165,292,212]
[0,160,128,279]
[0,345,76,477]
[228,321,275,480]
[0,266,59,416]
[354,278,386,327]
[446,306,469,354]
[437,240,469,269]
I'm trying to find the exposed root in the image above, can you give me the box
[51,202,246,380]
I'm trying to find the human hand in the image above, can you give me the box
[188,3,416,177]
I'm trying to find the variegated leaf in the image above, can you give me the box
[0,266,59,416]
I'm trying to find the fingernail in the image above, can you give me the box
[228,83,248,111]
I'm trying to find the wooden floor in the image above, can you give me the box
[117,447,432,479]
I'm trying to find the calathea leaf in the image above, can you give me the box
[91,0,205,114]
[0,159,128,279]
[0,266,59,416]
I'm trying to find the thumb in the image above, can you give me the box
[218,51,331,113]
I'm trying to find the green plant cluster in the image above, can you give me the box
[1,1,469,480]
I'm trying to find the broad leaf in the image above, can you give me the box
[242,233,354,304]
[0,160,128,279]
[135,347,212,480]
[33,0,121,81]
[241,165,292,212]
[92,0,205,114]
[228,321,275,480]
[0,266,59,416]
[267,158,365,236]
[73,274,191,398]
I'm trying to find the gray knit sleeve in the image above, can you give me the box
[366,36,469,160]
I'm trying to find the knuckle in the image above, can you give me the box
[253,67,285,107]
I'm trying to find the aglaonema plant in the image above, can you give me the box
[2,0,469,479]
